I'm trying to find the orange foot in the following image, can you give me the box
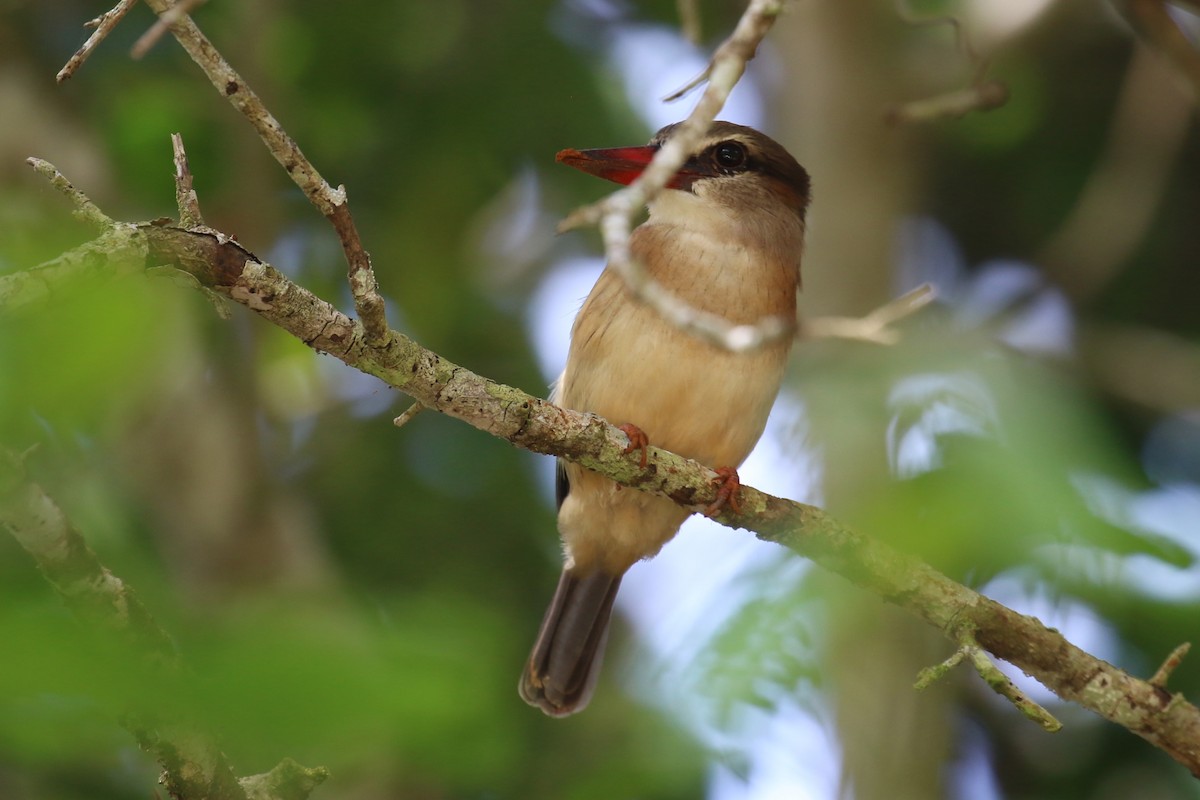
[618,423,650,469]
[705,466,743,517]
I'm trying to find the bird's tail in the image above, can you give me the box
[519,568,621,716]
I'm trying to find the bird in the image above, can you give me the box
[519,121,811,716]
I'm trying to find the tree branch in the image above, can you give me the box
[8,194,1198,774]
[134,0,389,344]
[0,447,329,799]
[27,157,114,230]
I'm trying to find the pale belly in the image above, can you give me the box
[560,294,788,469]
[554,304,788,572]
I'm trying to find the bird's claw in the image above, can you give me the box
[618,423,650,469]
[704,466,742,517]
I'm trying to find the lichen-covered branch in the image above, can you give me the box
[0,447,178,662]
[8,209,1196,774]
[0,445,329,799]
[27,157,114,230]
[172,133,204,227]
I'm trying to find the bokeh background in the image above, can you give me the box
[1,1,1199,798]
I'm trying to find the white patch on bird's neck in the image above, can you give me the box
[645,183,805,272]
[646,188,733,235]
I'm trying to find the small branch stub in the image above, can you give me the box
[1150,642,1192,689]
[393,402,425,429]
[172,133,204,227]
[26,158,115,230]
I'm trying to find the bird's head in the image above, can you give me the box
[556,121,811,222]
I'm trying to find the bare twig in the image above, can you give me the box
[56,0,138,83]
[132,0,390,345]
[676,0,703,45]
[895,0,986,81]
[131,0,206,59]
[26,157,114,230]
[662,67,709,103]
[802,283,935,345]
[887,1,1010,124]
[884,81,1009,125]
[172,133,204,227]
[561,0,789,353]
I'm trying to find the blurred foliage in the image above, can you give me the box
[1,1,1199,799]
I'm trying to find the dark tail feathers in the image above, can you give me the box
[519,568,621,716]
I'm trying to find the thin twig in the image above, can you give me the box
[676,0,703,45]
[968,645,1062,732]
[56,0,138,83]
[171,133,204,227]
[662,67,709,103]
[885,81,1009,125]
[914,645,968,689]
[561,0,788,354]
[894,0,985,82]
[916,638,1061,733]
[887,1,1009,124]
[802,283,936,345]
[131,0,206,60]
[26,157,115,230]
[134,0,390,345]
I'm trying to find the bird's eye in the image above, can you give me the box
[714,141,747,170]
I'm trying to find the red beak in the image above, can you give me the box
[556,145,710,190]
